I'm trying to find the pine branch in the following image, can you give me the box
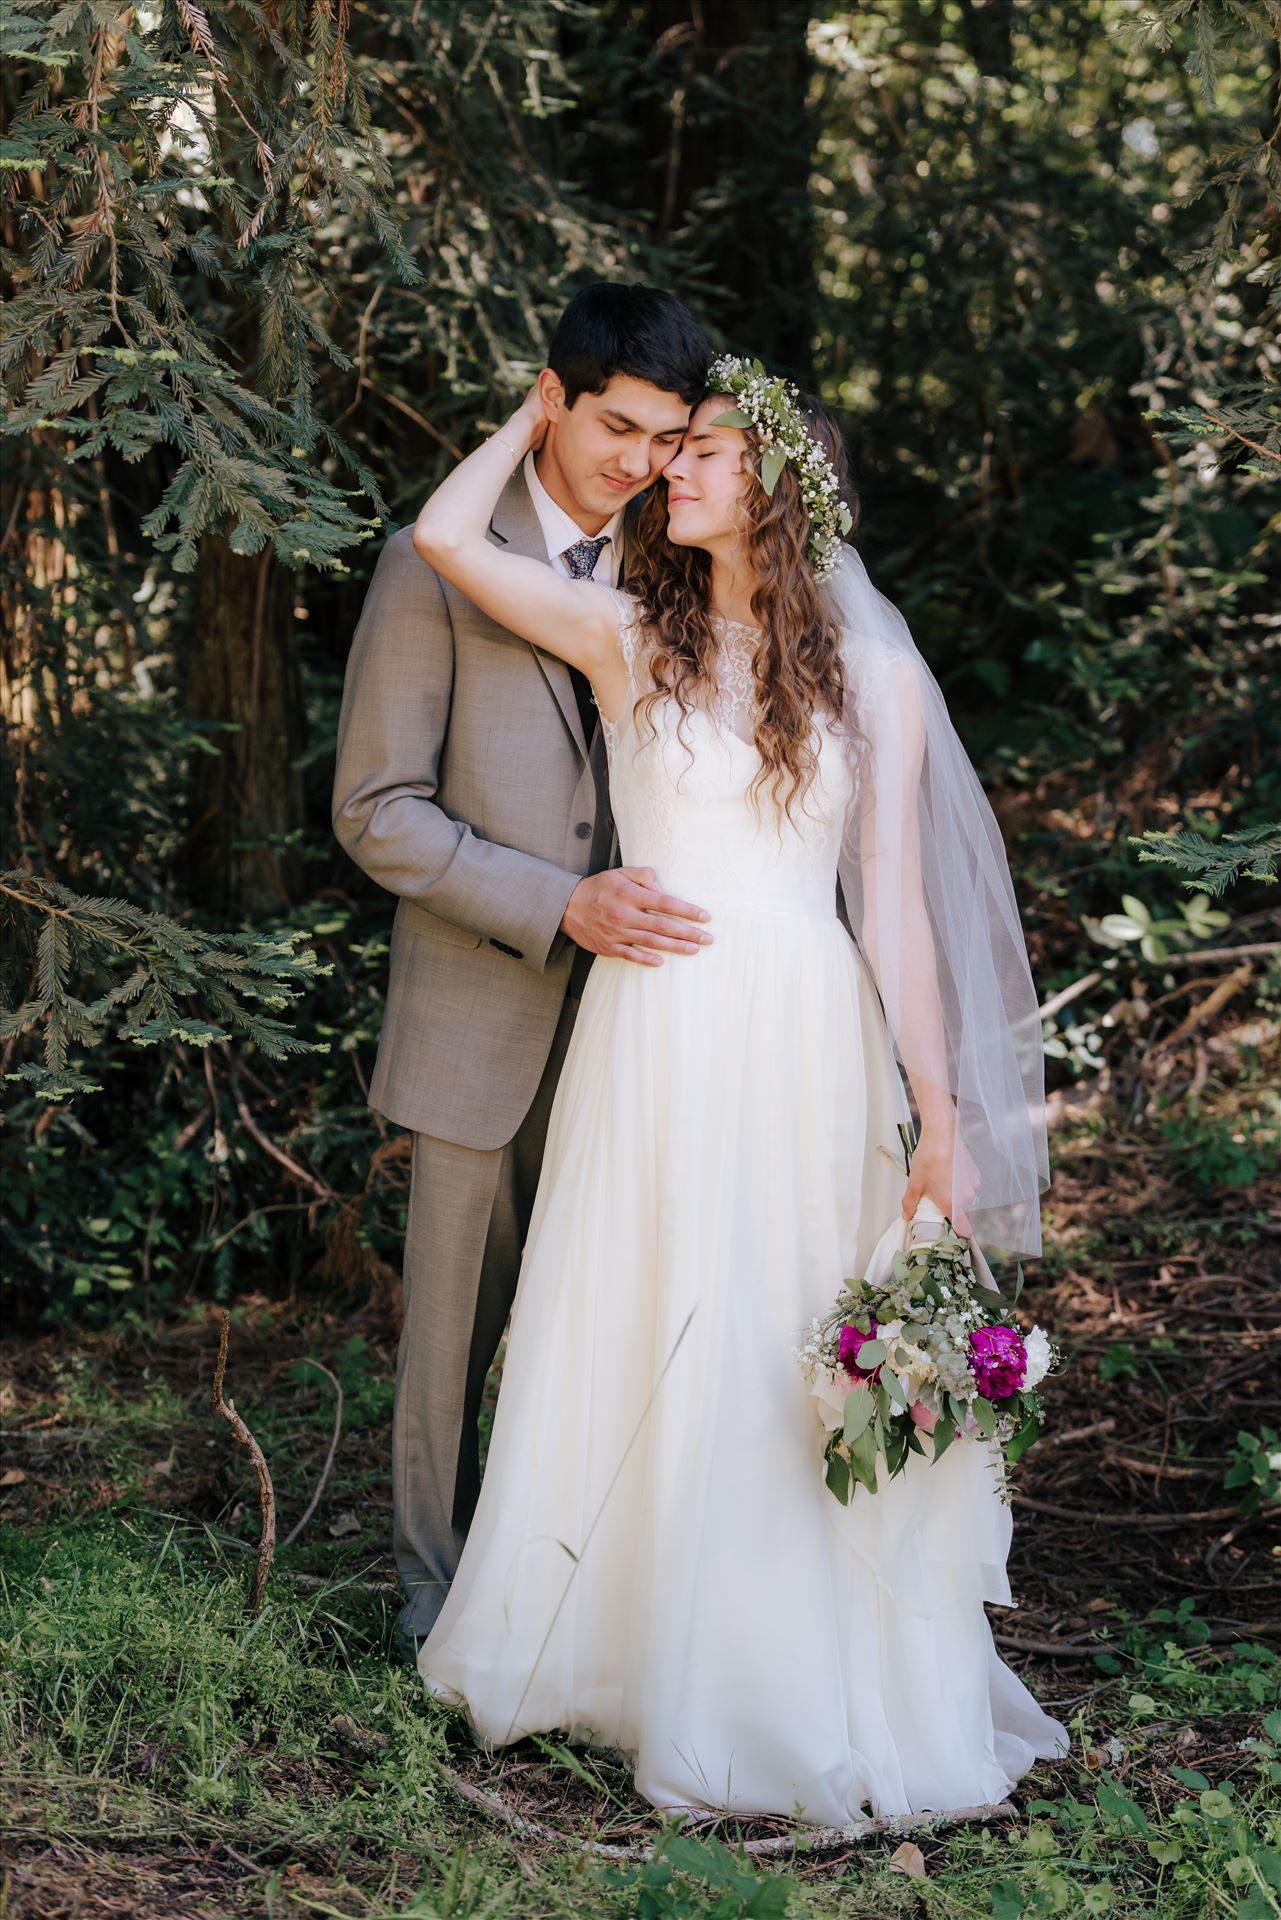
[1130,825,1281,896]
[0,871,329,1101]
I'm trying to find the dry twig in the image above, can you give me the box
[210,1311,276,1610]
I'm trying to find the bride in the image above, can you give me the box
[408,357,1067,1823]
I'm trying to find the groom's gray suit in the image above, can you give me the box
[333,467,626,1638]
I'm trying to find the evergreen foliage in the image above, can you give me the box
[1,0,1276,1320]
[1131,823,1281,895]
[0,868,330,1100]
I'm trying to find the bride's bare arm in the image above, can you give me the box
[412,388,627,715]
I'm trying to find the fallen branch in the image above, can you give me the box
[1043,1417,1116,1449]
[732,1803,1018,1860]
[211,1311,276,1610]
[1014,1493,1254,1529]
[997,1623,1280,1659]
[1159,941,1279,967]
[228,1060,336,1203]
[1104,1453,1214,1481]
[439,1767,1017,1861]
[1037,972,1102,1022]
[1151,963,1252,1052]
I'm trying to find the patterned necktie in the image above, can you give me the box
[561,535,609,580]
[558,536,608,746]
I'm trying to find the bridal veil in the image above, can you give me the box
[826,547,1051,1261]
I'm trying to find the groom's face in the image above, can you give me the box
[539,373,691,525]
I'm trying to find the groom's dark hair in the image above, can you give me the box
[549,282,709,409]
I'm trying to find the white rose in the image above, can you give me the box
[810,1367,861,1433]
[1023,1326,1053,1389]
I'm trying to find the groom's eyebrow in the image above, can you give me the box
[602,408,686,436]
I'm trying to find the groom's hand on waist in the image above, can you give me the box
[561,869,712,966]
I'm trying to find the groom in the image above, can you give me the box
[332,282,711,1658]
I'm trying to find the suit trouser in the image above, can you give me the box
[392,981,581,1640]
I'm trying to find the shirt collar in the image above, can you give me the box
[523,450,623,567]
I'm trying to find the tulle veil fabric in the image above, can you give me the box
[826,547,1051,1261]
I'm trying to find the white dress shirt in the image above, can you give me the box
[523,451,623,588]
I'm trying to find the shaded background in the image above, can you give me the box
[0,6,1278,1913]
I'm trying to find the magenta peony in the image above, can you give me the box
[968,1324,1028,1400]
[839,1317,880,1379]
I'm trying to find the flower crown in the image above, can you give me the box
[707,354,853,581]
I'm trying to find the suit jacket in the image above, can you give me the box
[332,468,628,1149]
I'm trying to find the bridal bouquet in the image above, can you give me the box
[793,1192,1056,1505]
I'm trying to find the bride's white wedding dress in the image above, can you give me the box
[417,592,1067,1822]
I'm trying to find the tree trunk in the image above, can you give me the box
[184,536,305,919]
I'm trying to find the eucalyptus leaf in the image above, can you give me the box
[972,1395,998,1439]
[843,1387,874,1443]
[825,1448,851,1505]
[849,1426,879,1494]
[760,444,787,495]
[711,408,753,430]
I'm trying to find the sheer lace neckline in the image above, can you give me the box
[706,613,759,744]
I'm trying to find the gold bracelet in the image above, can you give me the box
[490,432,522,466]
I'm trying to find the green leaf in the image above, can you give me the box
[1096,1772,1149,1834]
[711,408,752,429]
[760,445,787,495]
[848,1426,879,1494]
[843,1388,873,1444]
[931,1413,956,1462]
[991,1880,1023,1920]
[855,1339,886,1369]
[1147,1839,1183,1865]
[825,1449,850,1505]
[1006,1415,1042,1465]
[971,1395,998,1439]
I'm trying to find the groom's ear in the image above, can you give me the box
[537,367,568,421]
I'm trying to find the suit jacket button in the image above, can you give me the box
[575,821,591,840]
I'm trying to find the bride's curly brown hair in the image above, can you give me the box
[626,387,859,822]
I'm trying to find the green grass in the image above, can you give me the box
[3,1066,1280,1918]
[1,1504,1277,1917]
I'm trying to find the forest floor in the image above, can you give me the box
[2,1042,1279,1919]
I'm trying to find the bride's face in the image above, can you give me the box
[662,397,752,551]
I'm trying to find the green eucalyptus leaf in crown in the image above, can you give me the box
[707,354,854,581]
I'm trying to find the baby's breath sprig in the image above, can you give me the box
[707,354,853,581]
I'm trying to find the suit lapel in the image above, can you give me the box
[488,471,590,762]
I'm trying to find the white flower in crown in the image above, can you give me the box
[706,354,854,581]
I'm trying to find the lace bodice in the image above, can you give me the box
[596,590,852,921]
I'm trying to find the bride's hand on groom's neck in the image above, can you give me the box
[410,378,620,684]
[509,382,551,456]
